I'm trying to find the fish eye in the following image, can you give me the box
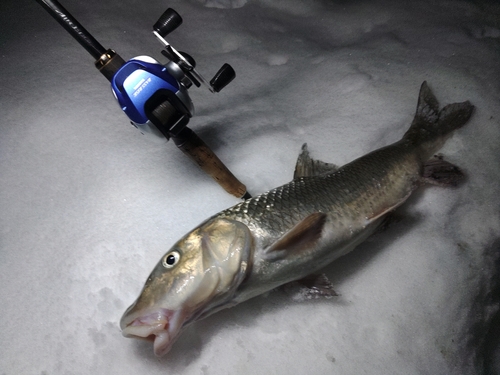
[162,251,180,268]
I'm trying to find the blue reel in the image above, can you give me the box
[109,8,235,141]
[111,56,194,140]
[37,1,248,199]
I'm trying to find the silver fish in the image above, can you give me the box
[120,82,474,356]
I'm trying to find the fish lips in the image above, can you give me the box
[120,308,188,357]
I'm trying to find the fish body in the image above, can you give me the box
[120,82,474,356]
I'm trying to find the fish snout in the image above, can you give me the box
[120,308,187,356]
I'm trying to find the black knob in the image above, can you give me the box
[179,51,196,68]
[154,8,183,37]
[210,64,236,92]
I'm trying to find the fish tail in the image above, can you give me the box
[403,81,474,159]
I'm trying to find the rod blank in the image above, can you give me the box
[36,0,106,60]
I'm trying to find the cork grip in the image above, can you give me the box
[171,128,248,199]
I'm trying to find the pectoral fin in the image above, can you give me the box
[264,212,327,261]
[294,144,339,179]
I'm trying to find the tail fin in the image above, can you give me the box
[403,82,474,151]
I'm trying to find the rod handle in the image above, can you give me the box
[171,128,249,199]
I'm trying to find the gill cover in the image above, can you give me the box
[191,217,253,310]
[121,217,252,331]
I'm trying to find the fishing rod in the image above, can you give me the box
[36,0,251,200]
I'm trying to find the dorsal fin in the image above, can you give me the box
[293,143,338,179]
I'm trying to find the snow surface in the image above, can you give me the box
[1,0,499,374]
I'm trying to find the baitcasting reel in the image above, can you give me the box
[36,1,250,199]
[106,8,236,140]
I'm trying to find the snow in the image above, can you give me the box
[1,0,499,374]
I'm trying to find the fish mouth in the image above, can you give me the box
[120,308,187,357]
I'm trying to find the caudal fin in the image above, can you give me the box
[403,82,474,149]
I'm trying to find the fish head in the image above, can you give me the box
[120,217,252,356]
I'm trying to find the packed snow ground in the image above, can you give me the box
[1,0,499,374]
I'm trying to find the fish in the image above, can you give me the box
[120,81,474,357]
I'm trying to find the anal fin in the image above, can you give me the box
[422,154,465,187]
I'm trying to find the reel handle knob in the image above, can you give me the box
[210,64,236,92]
[154,8,183,37]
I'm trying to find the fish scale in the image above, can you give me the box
[119,82,474,357]
[220,144,416,236]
